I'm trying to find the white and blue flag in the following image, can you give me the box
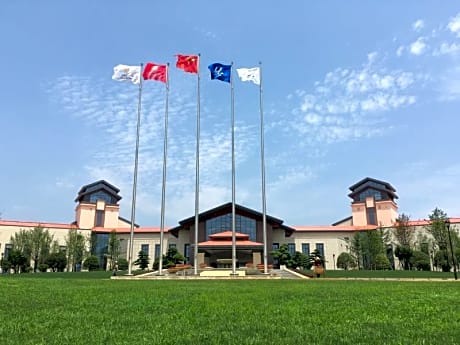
[236,67,260,85]
[112,64,141,84]
[208,63,231,83]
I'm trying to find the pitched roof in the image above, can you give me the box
[349,177,396,192]
[293,225,378,232]
[0,220,77,230]
[91,227,170,234]
[74,180,122,203]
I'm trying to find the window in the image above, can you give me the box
[154,244,161,260]
[184,244,190,263]
[91,233,109,270]
[358,188,383,202]
[205,213,257,240]
[288,243,296,256]
[4,244,12,259]
[315,243,324,258]
[59,245,67,253]
[95,210,105,227]
[367,207,377,225]
[89,191,113,204]
[168,243,176,249]
[272,243,279,266]
[141,244,149,255]
[301,243,310,256]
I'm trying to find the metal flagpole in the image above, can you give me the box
[259,62,268,274]
[230,62,237,276]
[127,63,143,276]
[194,54,201,276]
[158,63,170,276]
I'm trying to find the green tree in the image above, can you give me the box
[393,213,415,248]
[66,229,87,272]
[1,256,11,273]
[425,208,449,250]
[309,249,325,267]
[46,251,67,272]
[8,249,28,273]
[410,251,431,271]
[134,250,150,270]
[290,251,310,269]
[29,226,54,272]
[153,247,186,270]
[117,258,129,271]
[374,253,390,270]
[394,245,413,270]
[433,250,451,272]
[336,252,356,270]
[107,230,121,270]
[351,234,363,270]
[10,229,32,265]
[83,255,100,271]
[11,226,53,272]
[352,230,387,270]
[271,244,292,266]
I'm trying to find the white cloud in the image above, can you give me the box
[433,42,460,56]
[447,13,460,37]
[277,52,419,149]
[409,37,427,55]
[396,46,405,57]
[412,19,424,32]
[46,75,258,225]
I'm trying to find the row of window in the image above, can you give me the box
[139,242,326,260]
[272,242,324,257]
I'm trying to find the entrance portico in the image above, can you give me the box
[197,231,263,268]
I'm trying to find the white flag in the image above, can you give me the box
[236,67,260,85]
[112,64,141,84]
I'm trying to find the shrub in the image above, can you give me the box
[134,251,149,270]
[374,253,390,270]
[336,252,356,270]
[410,250,431,271]
[83,255,100,271]
[117,258,129,270]
[38,264,49,272]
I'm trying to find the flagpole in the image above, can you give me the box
[259,62,268,275]
[194,54,201,276]
[127,63,143,276]
[230,62,237,276]
[158,63,170,276]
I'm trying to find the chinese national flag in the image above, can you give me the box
[176,54,199,74]
[143,62,167,83]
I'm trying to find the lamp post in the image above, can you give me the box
[332,253,336,270]
[446,220,458,280]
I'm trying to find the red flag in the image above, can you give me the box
[143,62,167,83]
[176,54,199,74]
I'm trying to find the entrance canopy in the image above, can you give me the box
[198,231,263,248]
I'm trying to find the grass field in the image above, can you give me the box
[1,273,459,344]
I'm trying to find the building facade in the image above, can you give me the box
[1,178,458,271]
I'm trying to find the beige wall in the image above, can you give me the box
[376,200,398,226]
[104,205,120,228]
[352,198,398,227]
[0,223,91,269]
[292,231,353,269]
[351,203,368,226]
[76,203,96,229]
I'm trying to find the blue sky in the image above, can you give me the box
[2,1,460,227]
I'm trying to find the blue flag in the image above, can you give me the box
[208,63,231,83]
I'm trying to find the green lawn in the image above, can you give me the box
[320,269,456,279]
[0,275,459,344]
